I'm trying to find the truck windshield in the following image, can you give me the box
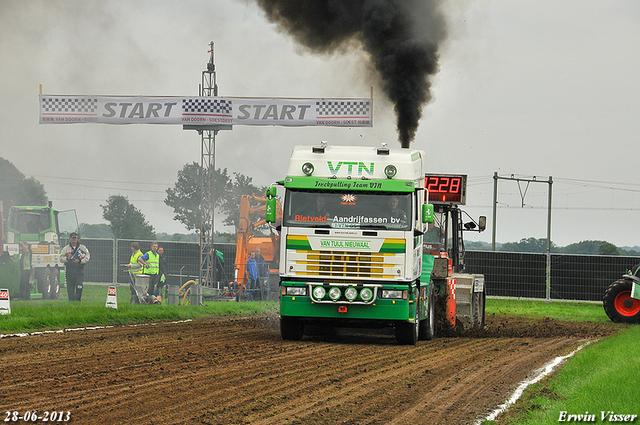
[283,190,412,231]
[424,211,447,245]
[11,209,51,234]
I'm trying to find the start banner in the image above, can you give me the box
[39,95,372,127]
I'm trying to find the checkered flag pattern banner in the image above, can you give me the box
[39,95,372,127]
[41,97,98,114]
[316,100,371,117]
[183,98,232,115]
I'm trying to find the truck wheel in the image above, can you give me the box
[36,268,52,300]
[603,279,640,323]
[419,285,435,341]
[280,317,304,341]
[50,269,60,300]
[396,308,419,345]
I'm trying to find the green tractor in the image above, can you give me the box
[1,202,78,299]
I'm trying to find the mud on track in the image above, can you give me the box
[0,314,617,425]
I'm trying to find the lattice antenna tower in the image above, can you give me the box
[198,41,221,287]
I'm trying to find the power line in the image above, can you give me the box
[44,182,166,194]
[555,177,640,188]
[31,174,169,195]
[31,174,172,187]
[470,175,640,192]
[48,198,166,203]
[472,204,640,212]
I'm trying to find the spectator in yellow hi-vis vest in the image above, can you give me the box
[141,242,160,298]
[127,242,148,303]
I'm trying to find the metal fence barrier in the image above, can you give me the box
[79,238,115,283]
[78,239,236,286]
[466,251,639,302]
[77,239,638,302]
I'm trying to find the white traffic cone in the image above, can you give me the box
[0,289,10,315]
[105,285,118,309]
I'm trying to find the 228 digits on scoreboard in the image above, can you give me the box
[425,174,467,205]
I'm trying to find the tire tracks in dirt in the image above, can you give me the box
[0,314,618,424]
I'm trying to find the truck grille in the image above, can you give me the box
[287,250,404,279]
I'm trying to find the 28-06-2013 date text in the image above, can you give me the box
[4,411,71,422]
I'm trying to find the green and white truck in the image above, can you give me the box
[266,143,486,344]
[2,203,78,299]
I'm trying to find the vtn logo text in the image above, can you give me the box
[327,161,374,176]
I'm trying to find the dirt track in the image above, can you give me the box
[0,314,617,425]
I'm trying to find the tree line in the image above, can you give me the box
[466,238,640,256]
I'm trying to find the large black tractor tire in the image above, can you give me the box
[396,307,420,345]
[603,279,640,323]
[280,317,304,341]
[36,268,52,300]
[419,284,435,341]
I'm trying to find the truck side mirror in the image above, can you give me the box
[265,188,277,223]
[266,187,277,198]
[478,216,487,232]
[422,204,434,224]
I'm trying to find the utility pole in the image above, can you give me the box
[183,42,232,288]
[492,173,553,300]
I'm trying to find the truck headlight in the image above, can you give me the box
[286,287,307,296]
[345,287,358,301]
[329,287,341,301]
[381,289,405,299]
[312,286,326,299]
[302,162,314,176]
[360,287,374,302]
[384,165,397,178]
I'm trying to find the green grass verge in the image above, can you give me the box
[486,297,611,323]
[485,326,640,424]
[0,284,278,334]
[482,298,640,424]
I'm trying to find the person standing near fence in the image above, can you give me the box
[212,248,225,285]
[254,247,269,298]
[141,242,160,299]
[127,242,147,303]
[155,246,168,297]
[59,232,90,301]
[254,247,268,278]
[246,251,259,295]
[19,242,32,300]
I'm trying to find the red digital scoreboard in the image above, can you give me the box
[425,174,467,205]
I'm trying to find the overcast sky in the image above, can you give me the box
[1,0,639,247]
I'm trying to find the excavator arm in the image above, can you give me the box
[234,194,282,288]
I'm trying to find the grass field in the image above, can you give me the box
[0,284,278,334]
[486,297,612,323]
[1,285,638,424]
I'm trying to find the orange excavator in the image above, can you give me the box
[234,194,282,300]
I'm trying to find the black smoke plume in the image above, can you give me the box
[253,0,446,147]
